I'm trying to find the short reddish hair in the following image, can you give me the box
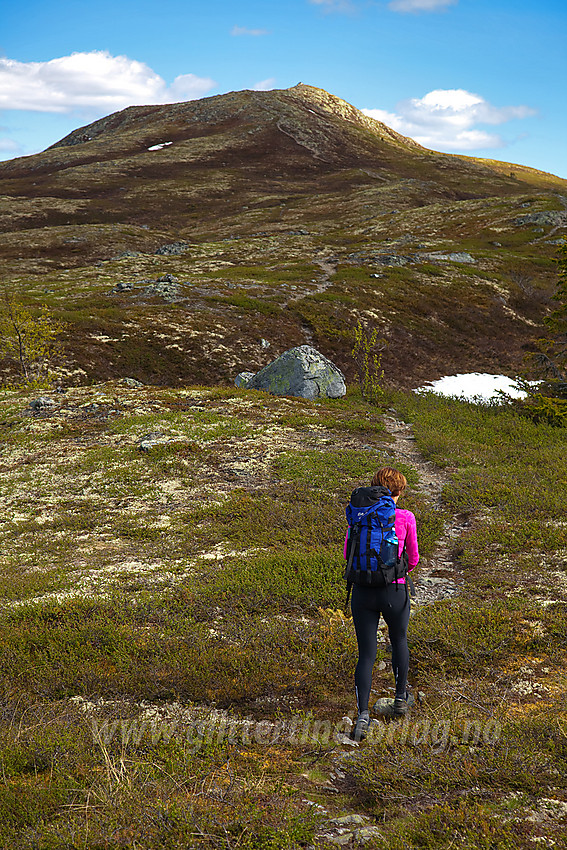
[371,466,407,496]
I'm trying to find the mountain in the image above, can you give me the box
[0,83,565,388]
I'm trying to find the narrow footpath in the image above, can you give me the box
[382,412,464,606]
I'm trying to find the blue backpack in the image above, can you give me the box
[344,485,408,607]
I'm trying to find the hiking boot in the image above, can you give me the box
[352,714,369,741]
[393,692,414,716]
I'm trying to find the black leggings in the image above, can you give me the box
[351,583,411,713]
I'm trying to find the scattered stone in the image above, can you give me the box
[514,211,566,227]
[111,251,141,260]
[246,345,346,399]
[154,241,190,255]
[139,277,181,301]
[329,815,369,826]
[373,697,395,717]
[322,832,353,847]
[138,431,175,451]
[235,371,255,388]
[424,251,476,264]
[110,281,133,293]
[372,253,411,266]
[288,229,310,235]
[317,815,382,848]
[355,826,384,844]
[117,377,144,387]
[29,398,55,411]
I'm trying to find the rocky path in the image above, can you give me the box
[382,412,463,607]
[281,256,337,345]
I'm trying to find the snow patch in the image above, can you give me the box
[415,372,534,403]
[147,141,173,151]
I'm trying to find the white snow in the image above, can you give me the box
[415,372,533,403]
[147,141,173,151]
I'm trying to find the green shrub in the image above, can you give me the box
[514,392,567,427]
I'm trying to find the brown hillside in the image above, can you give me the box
[0,83,565,388]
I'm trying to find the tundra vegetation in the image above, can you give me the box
[0,83,566,847]
[0,376,565,848]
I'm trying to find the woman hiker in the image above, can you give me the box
[345,466,419,741]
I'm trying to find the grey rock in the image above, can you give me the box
[374,253,411,266]
[319,831,354,847]
[424,251,476,264]
[138,431,174,451]
[30,397,55,410]
[354,826,384,844]
[246,345,346,399]
[110,281,133,293]
[235,371,255,388]
[514,211,566,227]
[373,697,395,717]
[364,252,412,266]
[329,815,369,826]
[347,251,411,265]
[139,278,181,301]
[260,338,271,349]
[154,241,190,255]
[111,251,141,260]
[117,377,144,387]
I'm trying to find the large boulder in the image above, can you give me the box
[246,345,346,399]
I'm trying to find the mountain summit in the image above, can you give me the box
[0,84,565,387]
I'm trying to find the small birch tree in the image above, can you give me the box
[0,289,66,385]
[351,320,386,404]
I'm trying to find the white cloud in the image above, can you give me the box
[252,78,277,91]
[0,137,20,153]
[167,73,217,102]
[0,52,217,113]
[362,89,536,151]
[231,25,269,36]
[308,0,355,12]
[389,0,457,12]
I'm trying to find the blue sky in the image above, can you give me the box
[1,0,566,177]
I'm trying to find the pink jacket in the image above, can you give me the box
[344,507,419,583]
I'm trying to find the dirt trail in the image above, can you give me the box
[382,413,465,606]
[286,256,337,345]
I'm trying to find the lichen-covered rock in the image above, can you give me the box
[139,275,181,301]
[138,431,175,451]
[29,397,55,411]
[246,345,346,399]
[154,242,190,255]
[514,211,567,227]
[425,251,476,264]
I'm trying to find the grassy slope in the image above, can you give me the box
[0,381,566,847]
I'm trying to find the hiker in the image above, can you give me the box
[344,466,419,740]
